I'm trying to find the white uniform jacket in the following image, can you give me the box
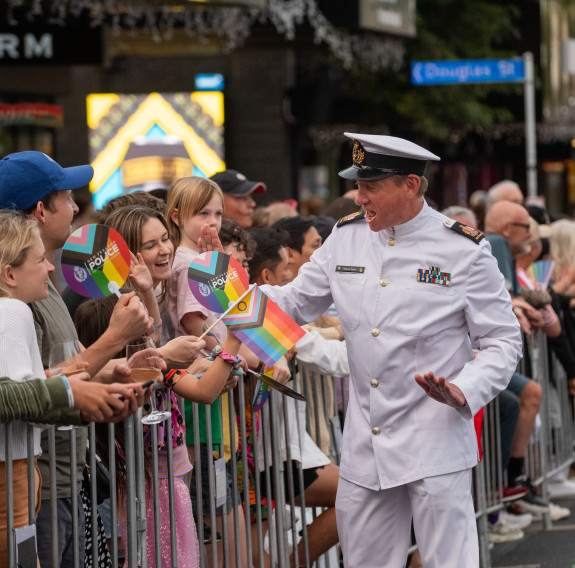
[261,201,522,490]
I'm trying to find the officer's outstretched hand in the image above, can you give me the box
[414,372,467,409]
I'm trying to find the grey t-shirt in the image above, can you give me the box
[30,279,88,500]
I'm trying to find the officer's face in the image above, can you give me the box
[355,176,420,231]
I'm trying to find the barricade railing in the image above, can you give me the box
[2,329,574,567]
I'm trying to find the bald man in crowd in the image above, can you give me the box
[484,200,550,515]
[485,201,532,259]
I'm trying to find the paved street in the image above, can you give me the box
[491,496,575,568]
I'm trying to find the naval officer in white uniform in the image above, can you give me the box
[260,133,522,567]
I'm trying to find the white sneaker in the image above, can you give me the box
[548,479,575,499]
[532,502,571,522]
[500,510,533,530]
[488,518,525,543]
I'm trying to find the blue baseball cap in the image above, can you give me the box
[0,151,94,211]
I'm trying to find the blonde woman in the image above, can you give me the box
[550,219,575,296]
[0,211,61,566]
[0,210,144,568]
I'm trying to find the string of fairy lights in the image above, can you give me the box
[4,0,405,72]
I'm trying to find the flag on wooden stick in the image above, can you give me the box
[223,285,305,367]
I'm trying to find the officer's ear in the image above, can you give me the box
[405,175,421,198]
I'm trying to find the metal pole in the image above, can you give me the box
[5,424,14,567]
[134,410,148,568]
[524,51,538,198]
[88,424,99,567]
[237,377,254,568]
[68,429,79,568]
[166,413,178,567]
[47,427,59,567]
[151,424,162,566]
[108,423,119,566]
[125,415,138,568]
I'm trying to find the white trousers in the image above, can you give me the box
[335,469,479,568]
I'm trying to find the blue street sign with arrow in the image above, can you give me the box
[411,59,525,86]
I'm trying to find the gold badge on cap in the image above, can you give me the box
[352,141,365,165]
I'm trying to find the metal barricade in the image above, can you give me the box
[523,331,575,530]
[2,330,575,567]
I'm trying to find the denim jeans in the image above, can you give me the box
[498,388,520,474]
[36,494,85,568]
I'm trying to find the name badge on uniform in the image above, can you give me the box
[417,266,451,286]
[336,265,365,274]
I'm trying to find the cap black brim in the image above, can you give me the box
[224,181,267,196]
[338,166,396,181]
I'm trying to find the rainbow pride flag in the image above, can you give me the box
[61,224,131,298]
[223,286,305,367]
[526,260,555,291]
[188,251,250,313]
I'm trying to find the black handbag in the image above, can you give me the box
[84,453,111,505]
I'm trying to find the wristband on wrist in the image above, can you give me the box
[164,368,187,389]
[208,345,244,377]
[60,375,75,408]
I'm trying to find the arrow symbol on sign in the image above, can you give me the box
[412,63,422,84]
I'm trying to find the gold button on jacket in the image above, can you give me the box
[370,379,379,387]
[372,427,381,435]
[371,328,380,337]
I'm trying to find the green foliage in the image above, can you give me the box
[348,0,537,140]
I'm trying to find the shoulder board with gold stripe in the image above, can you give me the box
[336,210,365,227]
[446,220,485,244]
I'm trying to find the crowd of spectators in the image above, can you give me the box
[1,149,575,567]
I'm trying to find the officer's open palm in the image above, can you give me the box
[414,371,467,409]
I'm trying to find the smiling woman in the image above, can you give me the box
[0,212,53,303]
[102,205,174,300]
[0,210,55,568]
[79,197,244,568]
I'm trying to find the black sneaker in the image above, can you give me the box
[516,492,550,514]
[202,523,222,544]
[513,475,550,514]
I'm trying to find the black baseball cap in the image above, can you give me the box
[210,169,267,196]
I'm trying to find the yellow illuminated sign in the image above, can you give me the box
[86,91,225,208]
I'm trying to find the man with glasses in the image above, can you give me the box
[484,201,542,329]
[484,200,551,517]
